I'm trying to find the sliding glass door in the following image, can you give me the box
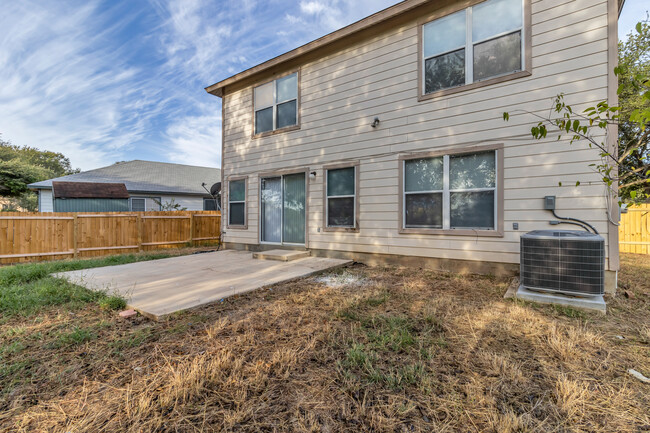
[261,177,282,243]
[261,172,305,245]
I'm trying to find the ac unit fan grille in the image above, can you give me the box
[520,231,605,296]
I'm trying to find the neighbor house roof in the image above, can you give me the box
[52,182,129,199]
[30,160,220,196]
[205,0,627,98]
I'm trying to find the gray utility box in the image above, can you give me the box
[520,230,605,297]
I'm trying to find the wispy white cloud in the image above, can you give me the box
[164,110,222,167]
[0,0,400,171]
[0,1,170,170]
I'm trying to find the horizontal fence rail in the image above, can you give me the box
[619,204,650,254]
[0,211,221,265]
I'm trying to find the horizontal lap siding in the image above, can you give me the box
[39,190,53,212]
[159,195,206,211]
[221,0,612,267]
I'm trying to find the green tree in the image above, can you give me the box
[503,20,650,203]
[617,20,650,200]
[153,198,188,211]
[0,136,79,210]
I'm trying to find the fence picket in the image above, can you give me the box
[619,204,650,254]
[0,211,220,264]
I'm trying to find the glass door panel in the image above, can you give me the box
[282,173,306,244]
[261,177,282,243]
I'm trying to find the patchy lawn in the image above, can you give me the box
[0,253,648,432]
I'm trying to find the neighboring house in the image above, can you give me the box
[51,182,130,212]
[0,197,27,212]
[206,0,622,291]
[29,160,221,212]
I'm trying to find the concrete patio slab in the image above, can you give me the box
[55,250,351,319]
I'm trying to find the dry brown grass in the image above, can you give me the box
[1,254,649,432]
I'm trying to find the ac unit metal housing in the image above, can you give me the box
[520,230,605,296]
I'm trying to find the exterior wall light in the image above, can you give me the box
[371,117,380,128]
[309,171,317,179]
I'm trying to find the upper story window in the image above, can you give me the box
[254,72,298,135]
[422,0,524,95]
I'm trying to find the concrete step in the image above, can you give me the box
[252,249,311,262]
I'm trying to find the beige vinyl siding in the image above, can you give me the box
[158,195,207,211]
[221,0,615,269]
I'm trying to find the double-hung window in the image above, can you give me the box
[131,198,146,212]
[325,166,357,229]
[228,179,246,227]
[422,0,525,94]
[403,150,497,231]
[254,72,298,135]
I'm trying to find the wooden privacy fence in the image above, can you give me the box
[619,204,650,254]
[0,211,221,265]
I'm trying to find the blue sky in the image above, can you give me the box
[0,0,646,171]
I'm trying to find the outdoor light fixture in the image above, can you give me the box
[309,171,317,179]
[371,117,380,128]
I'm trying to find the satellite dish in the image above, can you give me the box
[209,182,221,196]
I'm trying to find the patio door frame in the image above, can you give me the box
[258,168,308,247]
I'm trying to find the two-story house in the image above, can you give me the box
[206,0,622,292]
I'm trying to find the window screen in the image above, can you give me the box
[203,198,218,211]
[131,198,145,212]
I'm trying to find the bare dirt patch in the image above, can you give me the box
[1,255,648,432]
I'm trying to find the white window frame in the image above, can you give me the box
[422,0,525,95]
[402,151,497,231]
[130,197,146,212]
[325,165,358,229]
[253,72,299,136]
[228,178,247,228]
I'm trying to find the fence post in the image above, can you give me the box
[73,214,78,259]
[137,213,143,252]
[189,213,194,246]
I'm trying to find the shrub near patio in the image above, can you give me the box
[0,254,649,432]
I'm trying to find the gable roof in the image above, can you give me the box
[52,182,129,199]
[205,0,627,98]
[30,160,220,196]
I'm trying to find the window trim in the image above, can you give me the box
[417,0,531,102]
[131,197,162,212]
[398,144,504,237]
[227,176,248,229]
[323,161,360,233]
[251,69,301,139]
[130,197,146,212]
